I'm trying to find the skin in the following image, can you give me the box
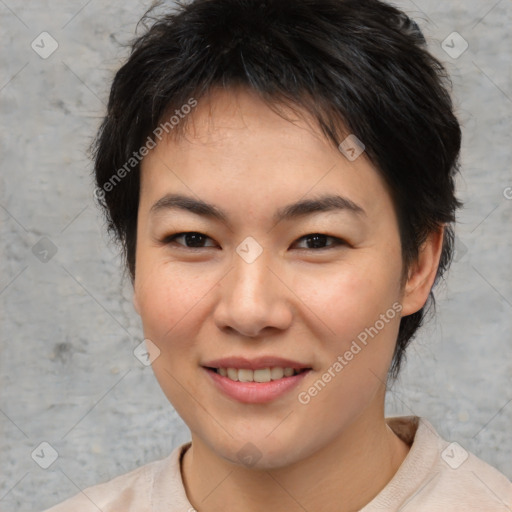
[133,87,444,512]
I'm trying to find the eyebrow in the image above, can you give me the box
[149,193,365,226]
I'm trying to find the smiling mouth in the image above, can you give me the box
[204,367,310,383]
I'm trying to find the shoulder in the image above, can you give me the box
[42,443,190,512]
[425,431,512,511]
[364,416,512,511]
[42,460,156,512]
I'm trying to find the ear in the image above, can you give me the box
[400,226,445,316]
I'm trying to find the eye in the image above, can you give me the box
[163,232,217,248]
[292,233,346,250]
[162,232,344,250]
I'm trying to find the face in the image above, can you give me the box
[133,88,421,469]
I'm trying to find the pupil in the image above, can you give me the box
[308,234,326,248]
[186,233,205,247]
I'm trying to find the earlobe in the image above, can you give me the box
[401,226,445,316]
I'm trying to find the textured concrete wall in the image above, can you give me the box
[1,1,510,511]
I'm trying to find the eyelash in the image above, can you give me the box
[162,232,347,250]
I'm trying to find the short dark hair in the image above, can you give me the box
[92,0,462,378]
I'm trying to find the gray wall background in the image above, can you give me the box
[0,1,511,511]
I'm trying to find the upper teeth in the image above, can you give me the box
[216,367,303,382]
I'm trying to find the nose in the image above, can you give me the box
[213,250,293,338]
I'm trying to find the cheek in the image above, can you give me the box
[290,257,404,399]
[291,260,402,340]
[134,261,215,345]
[134,262,215,408]
[292,267,402,429]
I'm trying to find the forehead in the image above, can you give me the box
[150,88,336,173]
[139,88,395,224]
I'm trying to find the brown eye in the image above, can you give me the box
[293,233,345,250]
[165,232,217,248]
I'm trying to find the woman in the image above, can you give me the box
[45,0,512,510]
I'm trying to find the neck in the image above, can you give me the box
[181,401,410,512]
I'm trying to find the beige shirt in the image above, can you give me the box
[43,416,512,511]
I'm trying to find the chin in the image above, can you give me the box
[207,433,314,471]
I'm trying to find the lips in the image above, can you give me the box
[204,367,310,403]
[201,356,312,403]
